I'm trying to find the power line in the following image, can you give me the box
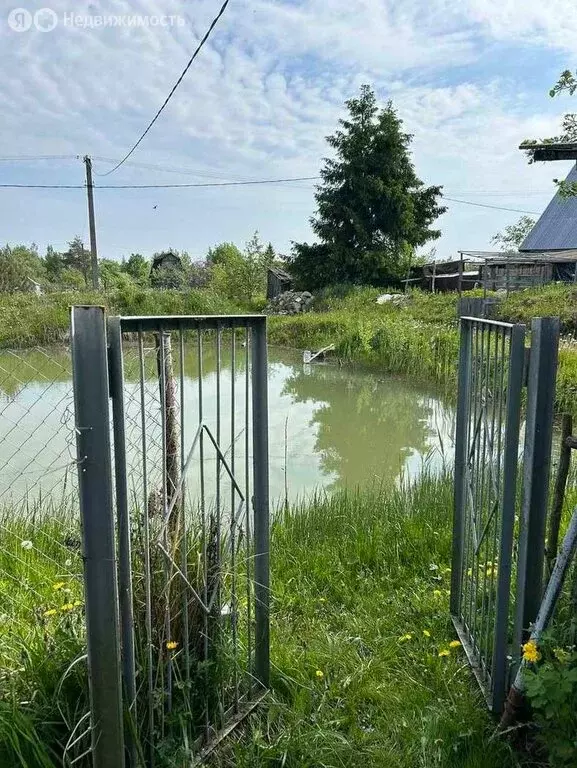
[99,0,231,177]
[91,156,259,181]
[0,154,79,162]
[0,178,545,213]
[442,197,540,215]
[0,176,320,189]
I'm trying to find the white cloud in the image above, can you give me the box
[0,0,573,258]
[466,0,577,53]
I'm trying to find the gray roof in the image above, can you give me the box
[521,164,577,252]
[268,266,292,281]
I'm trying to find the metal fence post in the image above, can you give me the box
[514,317,560,659]
[71,306,125,768]
[450,318,472,616]
[108,317,137,766]
[251,317,270,690]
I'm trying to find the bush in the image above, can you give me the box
[524,634,577,765]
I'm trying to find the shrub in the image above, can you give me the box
[524,634,577,765]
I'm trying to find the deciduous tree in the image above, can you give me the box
[491,216,535,252]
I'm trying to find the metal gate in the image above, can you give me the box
[450,317,525,713]
[71,307,269,767]
[450,315,560,713]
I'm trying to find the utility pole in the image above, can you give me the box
[84,155,99,290]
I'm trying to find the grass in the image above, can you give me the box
[0,500,87,767]
[496,284,577,335]
[0,286,252,348]
[0,474,527,768]
[211,471,522,767]
[2,282,577,765]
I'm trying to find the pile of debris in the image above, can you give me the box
[376,293,407,305]
[265,290,314,315]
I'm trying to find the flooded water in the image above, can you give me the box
[0,346,455,507]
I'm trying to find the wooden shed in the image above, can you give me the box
[267,266,293,300]
[459,250,577,293]
[150,251,182,274]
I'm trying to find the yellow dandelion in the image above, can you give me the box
[43,608,57,617]
[522,641,541,664]
[61,603,74,612]
[315,670,324,679]
[433,589,443,598]
[438,649,450,657]
[423,630,431,638]
[449,640,461,649]
[166,641,178,650]
[399,633,413,642]
[73,600,83,608]
[52,582,66,591]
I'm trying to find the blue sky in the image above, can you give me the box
[1,0,576,261]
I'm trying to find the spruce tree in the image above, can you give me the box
[291,85,446,288]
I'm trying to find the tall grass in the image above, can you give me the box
[268,288,577,415]
[211,472,522,767]
[1,474,524,768]
[0,501,88,766]
[0,287,254,348]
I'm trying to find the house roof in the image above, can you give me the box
[520,164,577,252]
[268,266,292,281]
[151,251,182,268]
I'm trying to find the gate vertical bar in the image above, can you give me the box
[108,316,137,766]
[491,323,525,713]
[514,317,560,658]
[251,317,270,690]
[71,306,125,768]
[450,318,472,616]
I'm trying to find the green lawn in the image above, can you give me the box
[211,473,523,767]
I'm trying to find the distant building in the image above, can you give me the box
[520,164,577,255]
[149,251,185,289]
[267,266,293,300]
[150,251,183,274]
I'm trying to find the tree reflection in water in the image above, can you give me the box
[280,356,454,491]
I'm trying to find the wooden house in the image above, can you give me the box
[150,251,183,274]
[267,266,293,300]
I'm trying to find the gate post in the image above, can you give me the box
[514,317,560,659]
[251,317,270,690]
[108,316,137,766]
[71,306,125,767]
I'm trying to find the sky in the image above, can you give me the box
[1,0,577,262]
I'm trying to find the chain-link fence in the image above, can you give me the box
[0,345,90,766]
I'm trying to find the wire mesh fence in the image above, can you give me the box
[0,345,90,765]
[0,346,78,508]
[110,317,269,764]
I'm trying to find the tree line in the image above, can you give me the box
[0,232,278,301]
